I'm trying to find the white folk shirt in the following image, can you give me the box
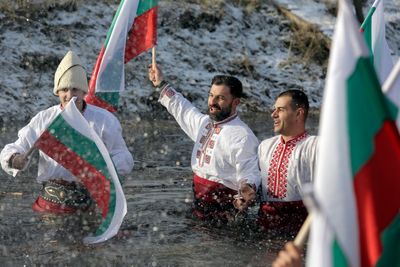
[258,133,318,202]
[0,104,134,182]
[159,85,261,191]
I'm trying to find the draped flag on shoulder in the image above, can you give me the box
[307,0,400,267]
[85,0,158,112]
[34,98,127,244]
[360,0,400,128]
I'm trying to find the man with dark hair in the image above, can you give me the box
[148,65,261,221]
[257,89,318,230]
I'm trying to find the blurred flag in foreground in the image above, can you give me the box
[35,98,127,244]
[360,0,392,84]
[307,0,400,266]
[360,0,400,128]
[86,0,158,112]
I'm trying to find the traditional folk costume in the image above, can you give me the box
[0,103,134,213]
[0,51,133,214]
[158,83,261,220]
[258,132,318,230]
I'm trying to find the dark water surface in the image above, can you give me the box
[0,112,318,266]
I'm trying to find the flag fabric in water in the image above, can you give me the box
[86,0,158,112]
[307,0,400,266]
[35,98,127,244]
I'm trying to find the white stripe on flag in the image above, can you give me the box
[307,0,369,266]
[96,0,140,94]
[63,98,127,244]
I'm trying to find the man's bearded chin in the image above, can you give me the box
[209,105,232,122]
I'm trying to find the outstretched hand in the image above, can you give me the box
[233,183,256,212]
[148,64,164,87]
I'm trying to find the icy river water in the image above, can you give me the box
[0,112,318,266]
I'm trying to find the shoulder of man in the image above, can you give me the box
[30,105,61,124]
[85,104,119,121]
[259,135,280,147]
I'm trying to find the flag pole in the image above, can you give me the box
[294,213,313,248]
[152,45,157,70]
[383,59,400,92]
[25,144,37,158]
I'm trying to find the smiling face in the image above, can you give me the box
[57,87,86,111]
[208,84,240,122]
[271,95,301,137]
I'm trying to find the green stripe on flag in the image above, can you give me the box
[360,6,375,53]
[137,0,158,16]
[104,0,126,48]
[47,115,117,236]
[47,115,112,181]
[333,239,350,267]
[376,214,400,267]
[96,181,116,235]
[347,57,393,175]
[95,91,120,108]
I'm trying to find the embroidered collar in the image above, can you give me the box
[212,113,238,126]
[280,131,308,145]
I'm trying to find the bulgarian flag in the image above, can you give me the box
[34,98,127,244]
[307,0,400,267]
[360,0,392,84]
[85,0,158,112]
[360,0,400,128]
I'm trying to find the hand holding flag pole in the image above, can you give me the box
[152,45,157,70]
[294,213,312,248]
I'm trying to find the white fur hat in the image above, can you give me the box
[53,51,88,95]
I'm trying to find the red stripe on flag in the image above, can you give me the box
[354,121,400,266]
[125,7,157,63]
[85,46,117,112]
[35,130,111,218]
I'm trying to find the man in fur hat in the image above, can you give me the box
[0,51,134,214]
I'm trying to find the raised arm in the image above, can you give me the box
[148,64,207,141]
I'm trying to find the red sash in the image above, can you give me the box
[192,174,238,220]
[32,179,92,214]
[32,195,76,214]
[258,201,308,230]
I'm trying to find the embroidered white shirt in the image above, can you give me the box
[0,104,134,182]
[159,85,261,191]
[258,133,318,202]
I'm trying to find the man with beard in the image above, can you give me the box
[258,90,318,231]
[148,65,261,221]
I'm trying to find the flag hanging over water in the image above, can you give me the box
[86,0,158,112]
[34,98,127,244]
[307,0,400,266]
[360,0,400,129]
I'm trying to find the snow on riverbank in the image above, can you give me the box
[0,0,399,124]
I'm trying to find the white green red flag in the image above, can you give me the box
[85,0,158,112]
[34,98,127,244]
[307,0,400,266]
[360,0,400,128]
[360,0,392,84]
